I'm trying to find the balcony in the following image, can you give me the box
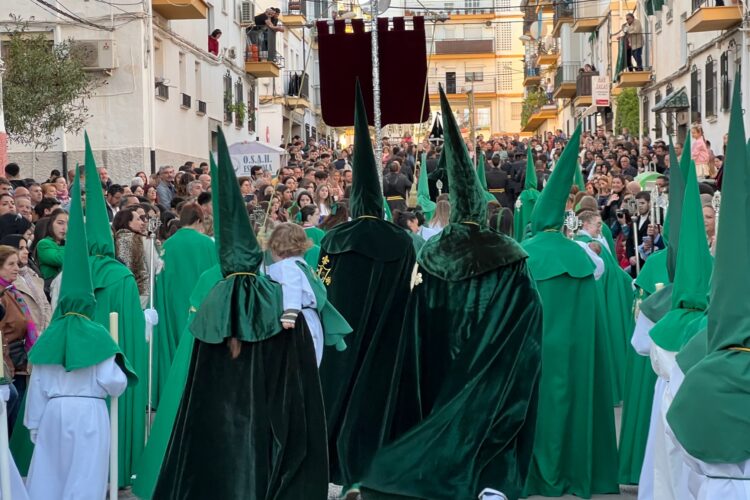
[552,1,574,36]
[535,0,554,14]
[282,0,307,27]
[523,4,537,35]
[574,71,597,107]
[614,33,653,89]
[522,102,558,133]
[152,0,208,19]
[553,62,578,99]
[536,40,558,65]
[686,0,743,33]
[572,0,605,32]
[284,70,310,108]
[434,39,494,56]
[523,65,542,87]
[245,30,281,78]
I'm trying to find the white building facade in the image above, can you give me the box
[1,0,327,181]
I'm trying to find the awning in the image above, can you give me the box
[579,104,598,118]
[653,86,690,112]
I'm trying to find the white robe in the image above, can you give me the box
[24,356,127,500]
[267,256,323,366]
[633,312,657,500]
[0,385,29,500]
[666,367,750,500]
[574,240,605,280]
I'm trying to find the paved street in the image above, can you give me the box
[119,408,636,499]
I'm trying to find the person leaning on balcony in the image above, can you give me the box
[208,29,221,56]
[624,13,644,71]
[248,8,285,55]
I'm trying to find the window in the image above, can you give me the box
[643,96,649,138]
[690,64,701,122]
[495,22,512,51]
[195,62,202,100]
[465,0,480,14]
[248,84,256,132]
[654,91,662,139]
[223,71,233,123]
[705,56,716,118]
[680,13,687,67]
[222,0,227,14]
[511,101,523,120]
[178,52,186,94]
[465,70,484,82]
[446,72,457,94]
[735,45,742,96]
[207,3,215,34]
[477,108,491,128]
[721,51,730,111]
[235,78,244,127]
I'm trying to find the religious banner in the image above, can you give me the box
[316,17,430,127]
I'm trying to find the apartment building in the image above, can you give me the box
[1,0,327,180]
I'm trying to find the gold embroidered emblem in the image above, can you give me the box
[317,255,333,286]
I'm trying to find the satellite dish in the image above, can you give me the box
[362,0,392,15]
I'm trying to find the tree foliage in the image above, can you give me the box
[615,88,640,137]
[520,87,550,128]
[3,21,102,150]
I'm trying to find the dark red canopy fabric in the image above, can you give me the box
[316,17,430,128]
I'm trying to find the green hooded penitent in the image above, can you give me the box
[522,124,619,498]
[513,150,540,241]
[417,152,436,221]
[29,168,136,378]
[668,78,750,464]
[151,164,218,405]
[618,134,687,484]
[151,127,327,500]
[649,158,712,352]
[361,86,542,500]
[80,132,148,487]
[318,81,415,491]
[132,154,224,500]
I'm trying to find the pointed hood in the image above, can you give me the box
[524,151,538,191]
[417,152,436,220]
[189,126,283,344]
[530,124,582,234]
[664,134,689,281]
[84,132,115,258]
[29,169,136,381]
[649,158,712,352]
[350,81,383,219]
[668,77,750,463]
[439,86,486,226]
[209,152,221,258]
[574,160,586,191]
[216,127,262,275]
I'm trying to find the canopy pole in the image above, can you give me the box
[371,3,383,189]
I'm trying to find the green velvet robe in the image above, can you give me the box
[151,319,328,500]
[318,218,415,488]
[90,256,147,488]
[361,254,542,500]
[575,233,634,404]
[132,265,222,499]
[522,232,620,498]
[152,228,217,407]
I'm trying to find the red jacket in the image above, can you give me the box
[208,36,219,56]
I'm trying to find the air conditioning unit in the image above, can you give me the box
[240,1,255,26]
[70,40,118,71]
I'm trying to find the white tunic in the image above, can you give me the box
[267,256,323,366]
[0,385,29,500]
[24,356,127,500]
[633,312,657,500]
[665,367,750,500]
[574,240,605,280]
